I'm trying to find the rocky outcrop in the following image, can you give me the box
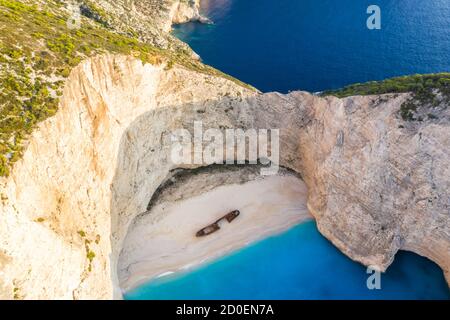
[297,93,450,284]
[169,0,211,27]
[79,0,206,52]
[118,171,309,292]
[0,53,448,299]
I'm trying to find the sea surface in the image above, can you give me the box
[173,0,450,93]
[124,0,450,299]
[125,221,450,300]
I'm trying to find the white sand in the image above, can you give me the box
[118,175,311,292]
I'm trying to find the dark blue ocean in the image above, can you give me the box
[173,0,450,93]
[124,0,450,300]
[125,221,450,300]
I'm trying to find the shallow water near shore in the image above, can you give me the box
[173,0,450,93]
[124,221,450,300]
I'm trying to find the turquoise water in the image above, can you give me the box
[173,0,450,93]
[125,221,450,300]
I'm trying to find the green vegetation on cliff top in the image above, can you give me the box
[0,0,254,177]
[323,73,450,121]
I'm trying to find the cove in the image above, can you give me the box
[124,221,450,300]
[173,0,450,93]
[122,1,450,300]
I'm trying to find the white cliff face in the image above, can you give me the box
[0,55,253,299]
[169,0,209,29]
[86,0,206,52]
[118,172,310,292]
[0,54,449,300]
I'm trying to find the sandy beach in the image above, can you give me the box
[118,174,311,292]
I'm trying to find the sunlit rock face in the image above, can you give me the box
[82,0,205,52]
[0,53,449,299]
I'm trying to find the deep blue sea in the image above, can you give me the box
[124,0,450,300]
[173,0,450,93]
[125,221,450,300]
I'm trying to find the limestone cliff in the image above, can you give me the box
[0,55,253,299]
[78,0,206,52]
[0,0,449,300]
